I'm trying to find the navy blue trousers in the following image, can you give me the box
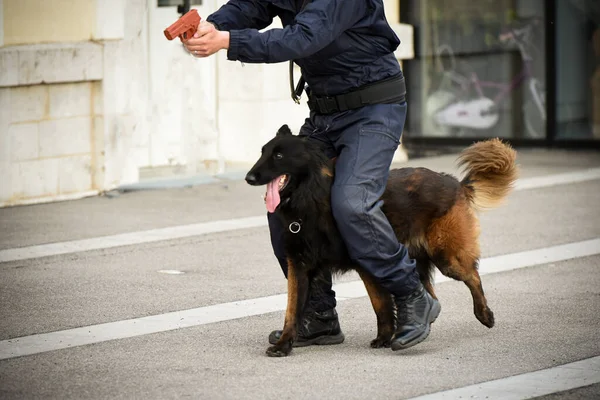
[268,102,420,312]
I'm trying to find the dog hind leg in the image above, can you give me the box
[427,201,494,328]
[416,257,437,300]
[357,269,395,348]
[434,254,495,328]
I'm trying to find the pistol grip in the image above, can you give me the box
[179,28,196,42]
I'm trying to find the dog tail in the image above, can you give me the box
[458,138,519,211]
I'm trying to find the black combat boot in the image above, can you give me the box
[391,283,441,351]
[268,308,345,347]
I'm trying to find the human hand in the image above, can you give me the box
[183,21,230,57]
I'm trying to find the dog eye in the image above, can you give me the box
[274,153,283,160]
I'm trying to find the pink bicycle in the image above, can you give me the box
[424,19,546,138]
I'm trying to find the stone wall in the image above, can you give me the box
[0,43,103,206]
[0,0,149,207]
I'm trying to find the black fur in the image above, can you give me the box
[246,125,514,357]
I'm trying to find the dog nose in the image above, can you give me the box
[245,173,258,185]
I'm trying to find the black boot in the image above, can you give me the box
[268,308,345,347]
[391,283,441,351]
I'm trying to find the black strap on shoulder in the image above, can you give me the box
[289,0,311,104]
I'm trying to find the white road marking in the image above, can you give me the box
[514,167,600,191]
[408,356,600,400]
[1,168,600,264]
[1,238,598,361]
[0,216,266,264]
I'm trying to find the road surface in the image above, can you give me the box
[1,147,599,399]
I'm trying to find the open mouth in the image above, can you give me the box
[265,174,289,213]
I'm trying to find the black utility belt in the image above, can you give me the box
[307,75,406,115]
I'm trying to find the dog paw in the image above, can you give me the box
[370,336,392,349]
[266,344,292,357]
[476,307,495,328]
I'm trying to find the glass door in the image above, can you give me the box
[555,0,600,141]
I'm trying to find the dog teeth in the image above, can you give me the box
[278,176,287,190]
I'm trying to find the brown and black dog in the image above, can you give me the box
[245,125,518,357]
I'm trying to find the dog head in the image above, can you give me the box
[245,124,325,213]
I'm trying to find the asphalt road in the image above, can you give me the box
[0,147,599,400]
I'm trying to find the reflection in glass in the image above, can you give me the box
[403,0,546,140]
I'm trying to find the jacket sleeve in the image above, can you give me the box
[206,0,276,31]
[227,0,369,63]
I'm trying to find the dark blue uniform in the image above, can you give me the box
[207,0,402,95]
[208,0,419,312]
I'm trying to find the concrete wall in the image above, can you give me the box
[0,42,103,206]
[0,0,101,205]
[0,0,145,206]
[3,0,95,45]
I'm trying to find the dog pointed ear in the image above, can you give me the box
[276,124,293,136]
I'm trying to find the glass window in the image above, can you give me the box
[158,0,203,6]
[556,0,600,140]
[401,0,546,140]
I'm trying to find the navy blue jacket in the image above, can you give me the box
[206,0,403,96]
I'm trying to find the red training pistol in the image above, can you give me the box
[164,9,201,42]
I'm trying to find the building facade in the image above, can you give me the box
[0,0,413,207]
[400,0,600,148]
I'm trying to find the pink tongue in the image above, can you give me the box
[266,176,282,213]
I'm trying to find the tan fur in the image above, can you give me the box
[457,138,519,211]
[283,259,298,330]
[321,166,333,177]
[357,269,395,348]
[427,198,481,267]
[422,197,495,326]
[405,234,430,255]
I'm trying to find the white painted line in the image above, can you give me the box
[0,293,288,361]
[0,216,266,263]
[332,238,600,299]
[158,270,185,275]
[514,167,600,191]
[1,167,599,264]
[408,356,600,400]
[0,190,99,208]
[1,238,598,361]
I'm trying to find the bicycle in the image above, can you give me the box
[424,18,546,139]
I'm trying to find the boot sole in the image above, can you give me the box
[269,332,345,347]
[391,300,441,351]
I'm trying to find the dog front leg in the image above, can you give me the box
[266,259,309,357]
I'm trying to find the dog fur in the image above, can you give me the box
[246,125,518,357]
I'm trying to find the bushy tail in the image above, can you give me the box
[457,138,519,211]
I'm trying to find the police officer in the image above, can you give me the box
[183,0,441,351]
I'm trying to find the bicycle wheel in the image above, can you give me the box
[524,79,546,139]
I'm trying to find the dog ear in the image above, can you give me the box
[276,124,293,136]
